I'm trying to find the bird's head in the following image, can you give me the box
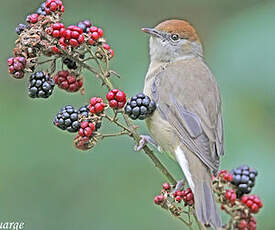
[142,19,203,63]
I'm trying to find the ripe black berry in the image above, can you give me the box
[28,71,55,98]
[78,105,90,118]
[37,2,46,15]
[77,20,92,33]
[63,58,77,70]
[124,93,156,120]
[53,105,80,132]
[15,24,27,35]
[230,165,258,197]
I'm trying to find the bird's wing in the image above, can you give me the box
[151,58,224,173]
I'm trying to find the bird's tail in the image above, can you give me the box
[193,179,222,229]
[175,146,222,229]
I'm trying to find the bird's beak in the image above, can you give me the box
[141,28,163,38]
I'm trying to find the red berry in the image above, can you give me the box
[71,31,79,39]
[251,204,259,213]
[106,89,126,109]
[88,39,95,45]
[98,28,104,37]
[162,183,171,190]
[182,188,194,206]
[154,195,164,205]
[242,195,263,214]
[45,0,64,15]
[69,39,79,47]
[109,49,114,58]
[238,220,248,229]
[54,71,83,92]
[89,97,105,114]
[26,13,39,24]
[115,91,126,102]
[175,196,182,202]
[106,91,115,100]
[8,58,14,66]
[52,30,60,37]
[109,100,118,108]
[64,30,72,40]
[78,34,85,43]
[89,26,98,32]
[103,43,111,50]
[91,32,99,40]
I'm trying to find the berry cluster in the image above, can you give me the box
[88,97,105,114]
[87,26,104,45]
[26,13,39,24]
[231,165,258,197]
[48,22,65,38]
[44,0,64,15]
[225,189,237,204]
[124,93,156,120]
[173,188,194,206]
[153,183,195,217]
[8,56,26,79]
[54,70,83,93]
[28,71,55,98]
[53,99,104,151]
[53,105,80,132]
[241,195,263,214]
[61,25,85,47]
[78,121,96,138]
[106,89,127,109]
[238,216,257,230]
[213,166,263,230]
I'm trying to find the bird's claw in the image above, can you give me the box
[134,136,147,151]
[134,135,159,151]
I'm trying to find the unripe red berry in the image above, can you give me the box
[106,89,126,109]
[89,97,105,114]
[98,28,104,37]
[26,13,39,24]
[175,196,182,202]
[154,195,164,205]
[162,183,171,190]
[238,220,248,229]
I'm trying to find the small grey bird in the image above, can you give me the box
[141,19,224,229]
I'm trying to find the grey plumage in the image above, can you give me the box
[144,57,223,229]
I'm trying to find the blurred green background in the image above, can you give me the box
[0,0,274,229]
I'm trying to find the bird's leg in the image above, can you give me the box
[134,135,159,151]
[173,179,185,192]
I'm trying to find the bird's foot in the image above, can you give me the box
[173,179,185,192]
[134,135,159,151]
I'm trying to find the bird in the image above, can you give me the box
[141,19,224,229]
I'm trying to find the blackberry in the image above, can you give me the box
[230,165,258,197]
[28,71,55,98]
[63,58,77,70]
[78,105,89,117]
[15,24,27,35]
[37,2,46,15]
[77,20,92,33]
[124,93,156,120]
[53,105,80,132]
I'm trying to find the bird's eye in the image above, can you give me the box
[171,34,179,41]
